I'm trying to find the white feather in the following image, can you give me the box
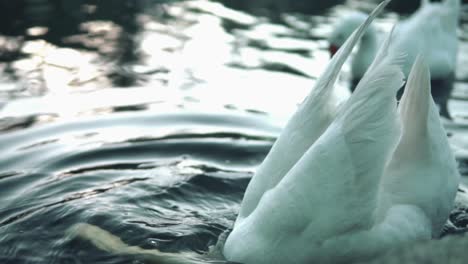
[236,0,392,223]
[377,56,460,238]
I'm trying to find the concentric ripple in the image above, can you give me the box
[0,111,276,264]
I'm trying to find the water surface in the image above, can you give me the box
[0,1,468,263]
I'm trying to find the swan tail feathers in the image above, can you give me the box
[398,55,453,153]
[398,55,431,139]
[397,55,456,161]
[67,223,203,264]
[382,57,459,236]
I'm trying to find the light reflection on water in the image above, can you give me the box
[0,0,468,263]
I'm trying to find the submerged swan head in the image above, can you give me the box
[223,0,460,263]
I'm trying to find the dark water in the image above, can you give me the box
[0,110,278,263]
[0,0,468,263]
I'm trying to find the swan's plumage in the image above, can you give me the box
[377,55,460,237]
[224,1,459,264]
[235,0,393,224]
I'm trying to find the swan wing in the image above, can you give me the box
[236,0,392,222]
[224,18,404,264]
[241,27,404,245]
[380,56,460,237]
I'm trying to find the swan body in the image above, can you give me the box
[224,1,460,263]
[329,0,460,117]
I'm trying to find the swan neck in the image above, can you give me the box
[361,29,378,50]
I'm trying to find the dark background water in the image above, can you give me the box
[0,0,468,263]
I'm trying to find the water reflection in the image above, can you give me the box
[218,0,345,21]
[0,0,467,131]
[0,0,152,91]
[0,0,343,102]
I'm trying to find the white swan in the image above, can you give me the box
[224,2,459,264]
[328,0,460,118]
[68,1,459,263]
